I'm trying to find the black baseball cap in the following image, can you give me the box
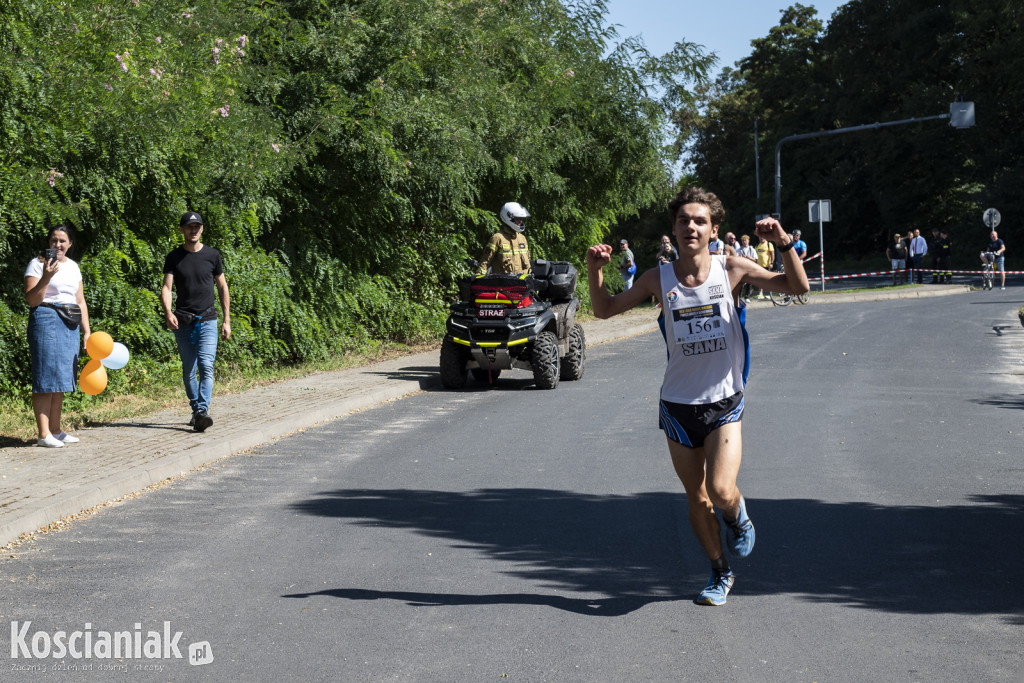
[180,211,204,226]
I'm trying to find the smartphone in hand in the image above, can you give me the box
[44,248,57,264]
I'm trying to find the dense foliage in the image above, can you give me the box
[0,0,712,400]
[673,0,1019,269]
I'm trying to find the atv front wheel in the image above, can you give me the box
[531,331,560,389]
[471,367,502,384]
[440,335,469,389]
[559,323,586,381]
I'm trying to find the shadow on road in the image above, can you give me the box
[287,488,1024,621]
[364,365,546,392]
[282,588,683,617]
[971,395,1024,410]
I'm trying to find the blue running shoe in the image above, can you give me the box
[724,496,755,558]
[696,569,735,606]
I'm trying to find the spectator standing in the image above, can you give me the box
[161,212,232,432]
[909,228,928,284]
[23,225,92,448]
[754,235,775,298]
[903,232,916,283]
[722,232,738,256]
[656,235,678,264]
[886,232,907,285]
[618,239,636,290]
[934,229,952,284]
[736,234,758,301]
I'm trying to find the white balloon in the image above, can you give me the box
[100,342,130,370]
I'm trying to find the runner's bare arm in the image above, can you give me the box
[587,244,659,318]
[728,218,810,295]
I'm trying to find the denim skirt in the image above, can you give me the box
[28,306,79,393]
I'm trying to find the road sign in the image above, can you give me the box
[983,208,1001,229]
[808,200,831,223]
[808,200,830,293]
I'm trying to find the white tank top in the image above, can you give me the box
[658,256,749,404]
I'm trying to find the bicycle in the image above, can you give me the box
[769,263,809,306]
[980,251,996,291]
[769,290,809,306]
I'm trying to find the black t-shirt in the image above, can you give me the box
[890,239,907,259]
[988,238,1005,254]
[163,246,224,315]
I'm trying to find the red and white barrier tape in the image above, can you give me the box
[807,268,1023,282]
[802,252,822,264]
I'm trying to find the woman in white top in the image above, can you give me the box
[23,225,91,448]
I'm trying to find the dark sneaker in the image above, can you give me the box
[696,569,735,606]
[724,496,755,558]
[188,414,195,426]
[193,411,213,433]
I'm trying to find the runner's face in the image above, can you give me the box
[672,203,716,252]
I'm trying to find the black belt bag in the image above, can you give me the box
[174,305,218,326]
[39,302,82,328]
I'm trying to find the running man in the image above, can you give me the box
[586,187,809,605]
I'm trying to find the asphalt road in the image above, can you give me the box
[1,291,1022,682]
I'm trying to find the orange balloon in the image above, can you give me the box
[79,358,108,395]
[86,331,114,360]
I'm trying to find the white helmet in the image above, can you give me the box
[499,201,530,233]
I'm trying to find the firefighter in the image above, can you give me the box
[476,202,531,276]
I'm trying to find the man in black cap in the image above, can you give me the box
[160,211,231,432]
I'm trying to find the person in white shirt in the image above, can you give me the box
[586,187,808,606]
[736,234,758,301]
[909,228,928,284]
[23,225,92,448]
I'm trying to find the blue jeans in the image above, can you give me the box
[173,320,218,414]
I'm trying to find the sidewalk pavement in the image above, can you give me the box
[0,284,970,546]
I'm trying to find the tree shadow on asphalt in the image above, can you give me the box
[285,489,1024,622]
[972,395,1024,410]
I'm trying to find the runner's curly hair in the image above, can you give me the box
[668,187,725,227]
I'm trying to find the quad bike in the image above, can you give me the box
[440,260,586,390]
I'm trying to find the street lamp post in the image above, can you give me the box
[773,102,975,218]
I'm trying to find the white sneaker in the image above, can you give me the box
[1000,286,1005,290]
[37,434,64,448]
[55,431,79,443]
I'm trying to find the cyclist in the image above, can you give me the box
[980,231,1006,290]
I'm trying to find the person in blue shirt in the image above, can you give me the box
[791,230,808,260]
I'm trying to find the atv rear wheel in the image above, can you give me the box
[440,335,469,389]
[531,330,560,389]
[559,323,586,381]
[471,367,502,384]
